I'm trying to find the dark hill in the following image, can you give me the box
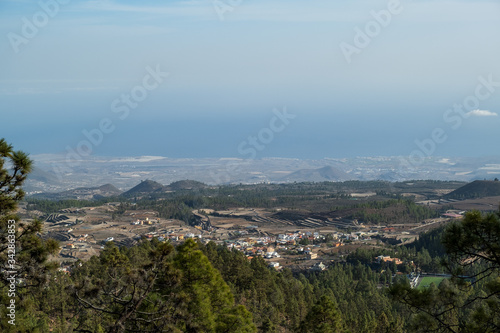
[97,184,121,193]
[123,179,207,196]
[281,166,350,182]
[445,180,500,199]
[167,180,207,191]
[122,180,166,196]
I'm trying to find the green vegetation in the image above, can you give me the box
[25,179,462,228]
[0,235,410,332]
[445,180,500,200]
[0,139,59,331]
[3,139,499,332]
[26,198,115,213]
[390,210,500,332]
[416,277,446,290]
[347,199,439,225]
[70,239,256,332]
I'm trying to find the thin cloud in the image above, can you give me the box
[466,109,498,117]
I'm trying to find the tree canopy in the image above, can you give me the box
[390,210,500,332]
[0,139,59,331]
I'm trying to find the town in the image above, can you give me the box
[22,194,473,287]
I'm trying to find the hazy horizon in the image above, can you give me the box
[2,0,499,161]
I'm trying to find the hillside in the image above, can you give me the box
[445,180,500,199]
[24,167,62,192]
[31,179,209,200]
[122,180,167,196]
[31,183,121,200]
[167,180,207,191]
[122,179,208,196]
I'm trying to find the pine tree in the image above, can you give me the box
[173,239,256,332]
[299,295,344,333]
[0,139,59,331]
[72,240,179,332]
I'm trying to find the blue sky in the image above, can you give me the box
[1,0,499,160]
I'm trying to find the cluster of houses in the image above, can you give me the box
[144,231,202,242]
[275,230,373,244]
[217,229,379,263]
[226,245,281,259]
[376,255,403,265]
[64,233,90,249]
[131,218,159,225]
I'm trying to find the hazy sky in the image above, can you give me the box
[1,0,499,160]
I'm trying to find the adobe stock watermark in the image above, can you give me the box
[7,0,70,54]
[212,0,244,21]
[210,107,296,184]
[399,74,499,172]
[51,65,169,180]
[5,219,17,326]
[340,0,403,64]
